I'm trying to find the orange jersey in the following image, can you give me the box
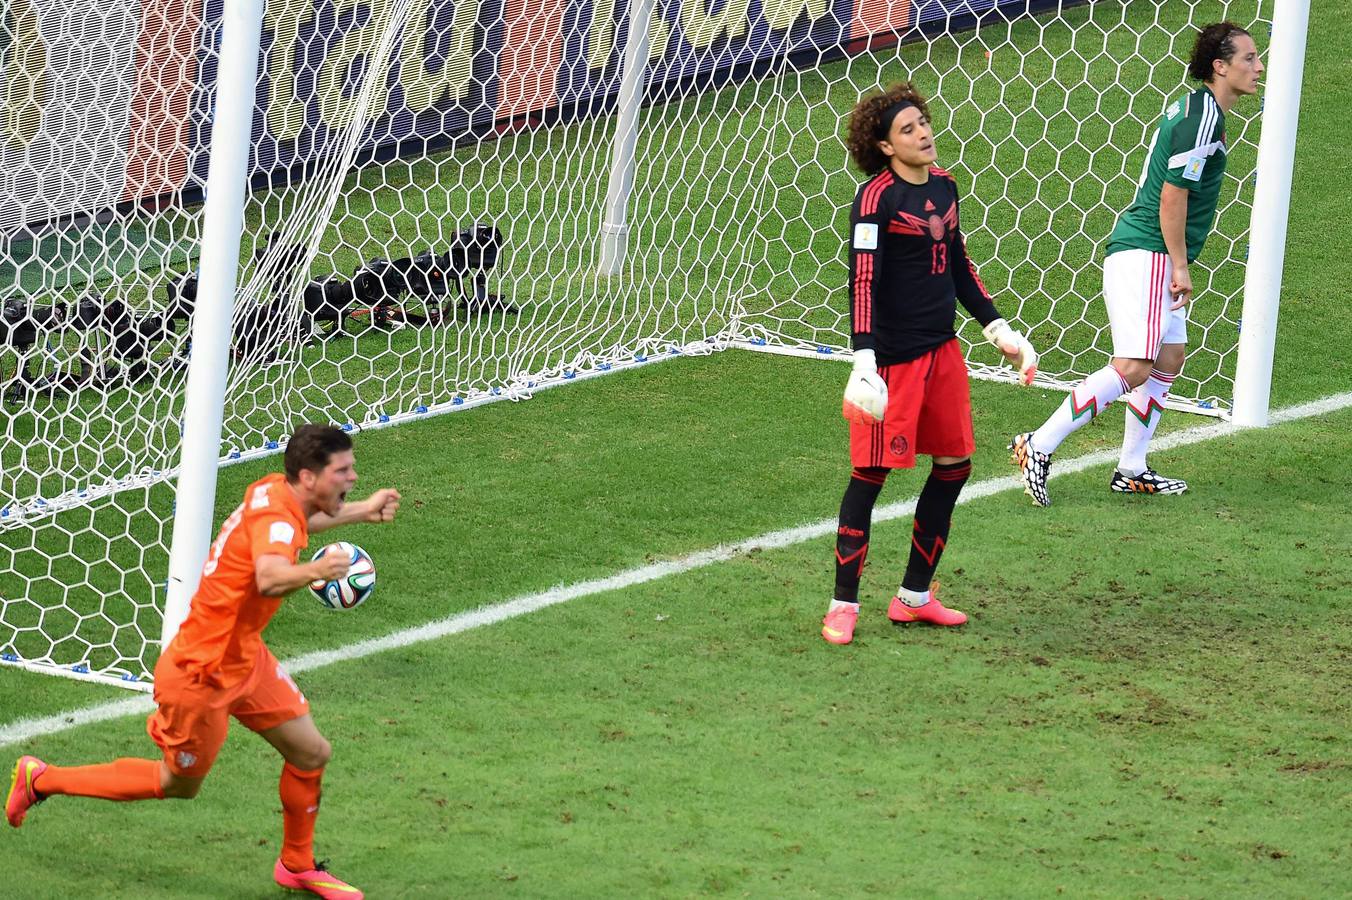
[162,473,309,688]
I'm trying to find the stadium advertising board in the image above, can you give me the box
[1,0,1044,226]
[197,0,1047,191]
[0,1,196,231]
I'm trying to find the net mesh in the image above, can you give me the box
[0,0,1270,686]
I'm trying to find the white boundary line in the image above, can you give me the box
[729,340,1231,418]
[2,390,1349,749]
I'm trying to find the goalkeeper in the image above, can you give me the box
[823,82,1036,646]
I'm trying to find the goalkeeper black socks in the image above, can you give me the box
[834,467,888,602]
[902,459,971,593]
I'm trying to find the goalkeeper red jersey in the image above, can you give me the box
[847,166,1000,365]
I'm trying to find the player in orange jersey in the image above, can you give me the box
[6,424,400,900]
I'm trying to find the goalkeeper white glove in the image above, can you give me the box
[982,318,1038,386]
[842,348,888,424]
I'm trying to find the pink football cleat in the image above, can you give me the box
[6,755,47,828]
[821,605,859,645]
[887,590,967,626]
[274,859,364,899]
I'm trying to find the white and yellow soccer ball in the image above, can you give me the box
[308,541,376,610]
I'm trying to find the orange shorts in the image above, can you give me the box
[849,338,975,469]
[146,643,309,778]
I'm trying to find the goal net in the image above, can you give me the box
[0,0,1274,688]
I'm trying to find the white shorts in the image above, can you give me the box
[1103,248,1188,360]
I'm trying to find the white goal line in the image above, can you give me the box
[2,390,1349,749]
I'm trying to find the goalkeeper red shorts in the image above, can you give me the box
[849,338,975,469]
[147,643,310,778]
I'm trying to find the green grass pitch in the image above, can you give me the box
[1,0,1350,895]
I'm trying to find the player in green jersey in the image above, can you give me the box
[1010,23,1263,506]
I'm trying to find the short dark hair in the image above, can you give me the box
[284,424,352,481]
[845,82,933,176]
[1189,22,1251,82]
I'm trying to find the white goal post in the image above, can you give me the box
[0,0,1306,689]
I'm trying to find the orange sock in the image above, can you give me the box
[279,762,324,872]
[35,758,164,801]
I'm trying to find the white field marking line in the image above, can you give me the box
[3,390,1350,749]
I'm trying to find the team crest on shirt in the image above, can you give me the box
[890,435,909,456]
[176,751,197,769]
[895,201,957,241]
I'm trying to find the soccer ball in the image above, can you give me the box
[308,542,376,610]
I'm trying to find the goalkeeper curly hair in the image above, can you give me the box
[844,82,933,176]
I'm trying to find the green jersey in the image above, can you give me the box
[1107,86,1227,263]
